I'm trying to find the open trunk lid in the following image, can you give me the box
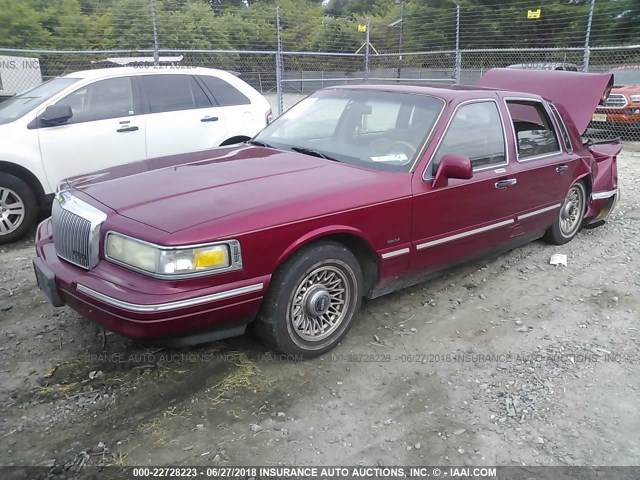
[476,68,614,134]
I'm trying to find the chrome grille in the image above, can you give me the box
[51,192,107,269]
[603,94,628,109]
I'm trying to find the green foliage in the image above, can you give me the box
[0,0,51,48]
[0,0,638,52]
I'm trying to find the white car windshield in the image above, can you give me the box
[0,77,79,125]
[254,89,445,172]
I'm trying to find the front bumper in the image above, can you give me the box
[589,112,640,129]
[34,219,268,344]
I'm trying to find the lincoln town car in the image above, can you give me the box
[33,69,621,357]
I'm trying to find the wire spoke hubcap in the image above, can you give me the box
[0,187,25,235]
[289,265,350,342]
[559,186,584,237]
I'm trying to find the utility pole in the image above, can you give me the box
[150,0,159,66]
[365,17,371,82]
[276,7,283,116]
[397,2,404,79]
[583,0,596,72]
[455,4,461,84]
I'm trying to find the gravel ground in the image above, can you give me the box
[0,145,639,473]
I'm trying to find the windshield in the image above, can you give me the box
[613,68,640,86]
[0,77,79,125]
[254,89,445,172]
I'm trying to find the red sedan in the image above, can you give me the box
[33,69,621,357]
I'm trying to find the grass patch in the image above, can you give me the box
[209,353,263,405]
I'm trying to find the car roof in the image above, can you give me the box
[62,66,230,80]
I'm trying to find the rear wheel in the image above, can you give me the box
[256,241,363,358]
[544,181,586,245]
[0,173,37,244]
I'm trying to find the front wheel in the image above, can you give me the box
[0,173,37,244]
[544,181,586,245]
[256,241,363,358]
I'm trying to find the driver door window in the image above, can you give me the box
[431,101,506,176]
[56,77,135,124]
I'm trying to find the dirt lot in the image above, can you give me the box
[1,145,639,473]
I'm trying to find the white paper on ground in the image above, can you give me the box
[549,253,568,267]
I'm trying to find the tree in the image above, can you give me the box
[0,0,638,53]
[0,0,51,48]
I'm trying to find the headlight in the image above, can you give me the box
[631,95,640,103]
[105,233,242,278]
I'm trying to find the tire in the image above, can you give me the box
[256,241,363,358]
[0,173,37,244]
[544,181,586,245]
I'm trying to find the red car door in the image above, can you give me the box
[409,99,521,276]
[502,98,579,237]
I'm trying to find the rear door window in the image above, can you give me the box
[506,100,560,159]
[198,75,250,106]
[142,75,211,113]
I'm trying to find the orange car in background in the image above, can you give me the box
[591,66,640,135]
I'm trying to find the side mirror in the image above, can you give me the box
[40,105,73,125]
[432,154,473,189]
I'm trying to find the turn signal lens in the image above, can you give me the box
[194,247,228,269]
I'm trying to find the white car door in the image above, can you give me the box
[37,76,146,188]
[140,74,229,158]
[196,74,267,139]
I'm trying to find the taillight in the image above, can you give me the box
[265,109,274,125]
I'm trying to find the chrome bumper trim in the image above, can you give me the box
[416,219,514,250]
[517,203,562,221]
[381,247,410,259]
[76,283,264,313]
[592,188,618,200]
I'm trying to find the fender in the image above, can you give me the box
[589,142,623,161]
[273,224,378,271]
[0,118,52,196]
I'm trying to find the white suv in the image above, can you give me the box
[0,66,272,243]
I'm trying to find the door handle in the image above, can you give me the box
[556,165,569,174]
[117,125,139,132]
[201,116,219,122]
[495,178,517,190]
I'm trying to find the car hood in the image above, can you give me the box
[476,68,614,134]
[611,84,640,96]
[67,145,406,234]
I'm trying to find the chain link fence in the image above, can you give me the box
[2,45,639,140]
[2,0,640,141]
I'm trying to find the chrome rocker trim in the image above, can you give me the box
[76,283,264,313]
[381,247,410,259]
[416,219,514,250]
[517,203,562,221]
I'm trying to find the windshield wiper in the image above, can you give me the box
[247,139,275,148]
[290,146,340,162]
